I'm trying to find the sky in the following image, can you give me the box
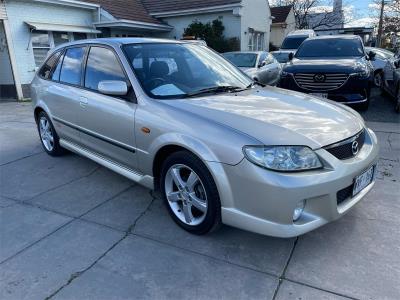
[320,0,378,27]
[270,0,379,28]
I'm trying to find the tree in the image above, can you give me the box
[183,19,240,52]
[272,0,352,30]
[370,0,400,48]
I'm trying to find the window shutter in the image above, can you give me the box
[0,2,7,20]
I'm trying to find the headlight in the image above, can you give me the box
[243,146,322,171]
[281,71,292,77]
[350,65,370,78]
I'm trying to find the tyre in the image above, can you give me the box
[373,71,383,88]
[36,111,66,156]
[160,150,221,235]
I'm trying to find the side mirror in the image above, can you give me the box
[98,80,128,96]
[368,51,376,61]
[288,52,294,61]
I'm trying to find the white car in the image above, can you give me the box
[272,29,316,64]
[223,51,282,86]
[365,46,395,87]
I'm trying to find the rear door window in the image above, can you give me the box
[84,46,127,91]
[59,47,86,86]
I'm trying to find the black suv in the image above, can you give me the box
[279,35,375,110]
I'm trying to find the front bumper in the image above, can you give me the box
[213,128,379,238]
[279,74,370,104]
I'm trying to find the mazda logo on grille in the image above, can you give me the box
[314,74,326,82]
[352,140,359,155]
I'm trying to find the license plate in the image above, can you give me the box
[353,165,375,197]
[310,93,328,99]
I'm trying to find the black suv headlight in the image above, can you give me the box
[350,65,370,79]
[281,71,293,77]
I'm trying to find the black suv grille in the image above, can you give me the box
[294,73,349,91]
[324,129,366,160]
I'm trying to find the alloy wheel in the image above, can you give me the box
[39,116,54,151]
[164,164,208,226]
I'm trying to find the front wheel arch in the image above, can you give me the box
[152,144,189,189]
[159,150,222,234]
[34,107,45,123]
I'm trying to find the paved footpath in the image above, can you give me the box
[0,100,399,300]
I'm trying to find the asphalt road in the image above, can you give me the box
[0,94,399,300]
[359,87,400,123]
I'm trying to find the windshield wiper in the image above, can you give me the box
[186,85,246,97]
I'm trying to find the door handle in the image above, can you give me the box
[79,97,88,108]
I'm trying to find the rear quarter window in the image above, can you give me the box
[38,51,61,79]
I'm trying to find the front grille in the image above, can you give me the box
[324,129,366,160]
[337,184,354,205]
[294,73,349,91]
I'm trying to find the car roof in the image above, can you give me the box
[223,51,263,55]
[307,35,360,40]
[287,29,315,37]
[51,37,188,52]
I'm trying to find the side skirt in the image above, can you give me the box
[60,139,154,190]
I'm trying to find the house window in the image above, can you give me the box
[248,31,265,51]
[31,30,90,67]
[31,30,51,67]
[53,32,69,47]
[73,32,87,41]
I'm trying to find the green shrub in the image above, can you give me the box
[183,19,240,52]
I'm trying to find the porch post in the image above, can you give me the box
[1,12,23,99]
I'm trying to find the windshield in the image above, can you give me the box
[222,53,258,68]
[296,38,364,58]
[123,43,252,99]
[271,52,290,63]
[281,36,307,49]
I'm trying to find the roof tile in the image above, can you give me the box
[271,5,292,23]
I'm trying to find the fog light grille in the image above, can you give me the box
[337,184,354,205]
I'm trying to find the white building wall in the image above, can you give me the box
[159,11,241,41]
[5,0,96,86]
[270,10,296,47]
[0,21,14,85]
[240,0,271,51]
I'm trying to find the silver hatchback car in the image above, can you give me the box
[31,38,379,237]
[222,51,281,86]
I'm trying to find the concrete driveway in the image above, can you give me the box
[1,90,399,300]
